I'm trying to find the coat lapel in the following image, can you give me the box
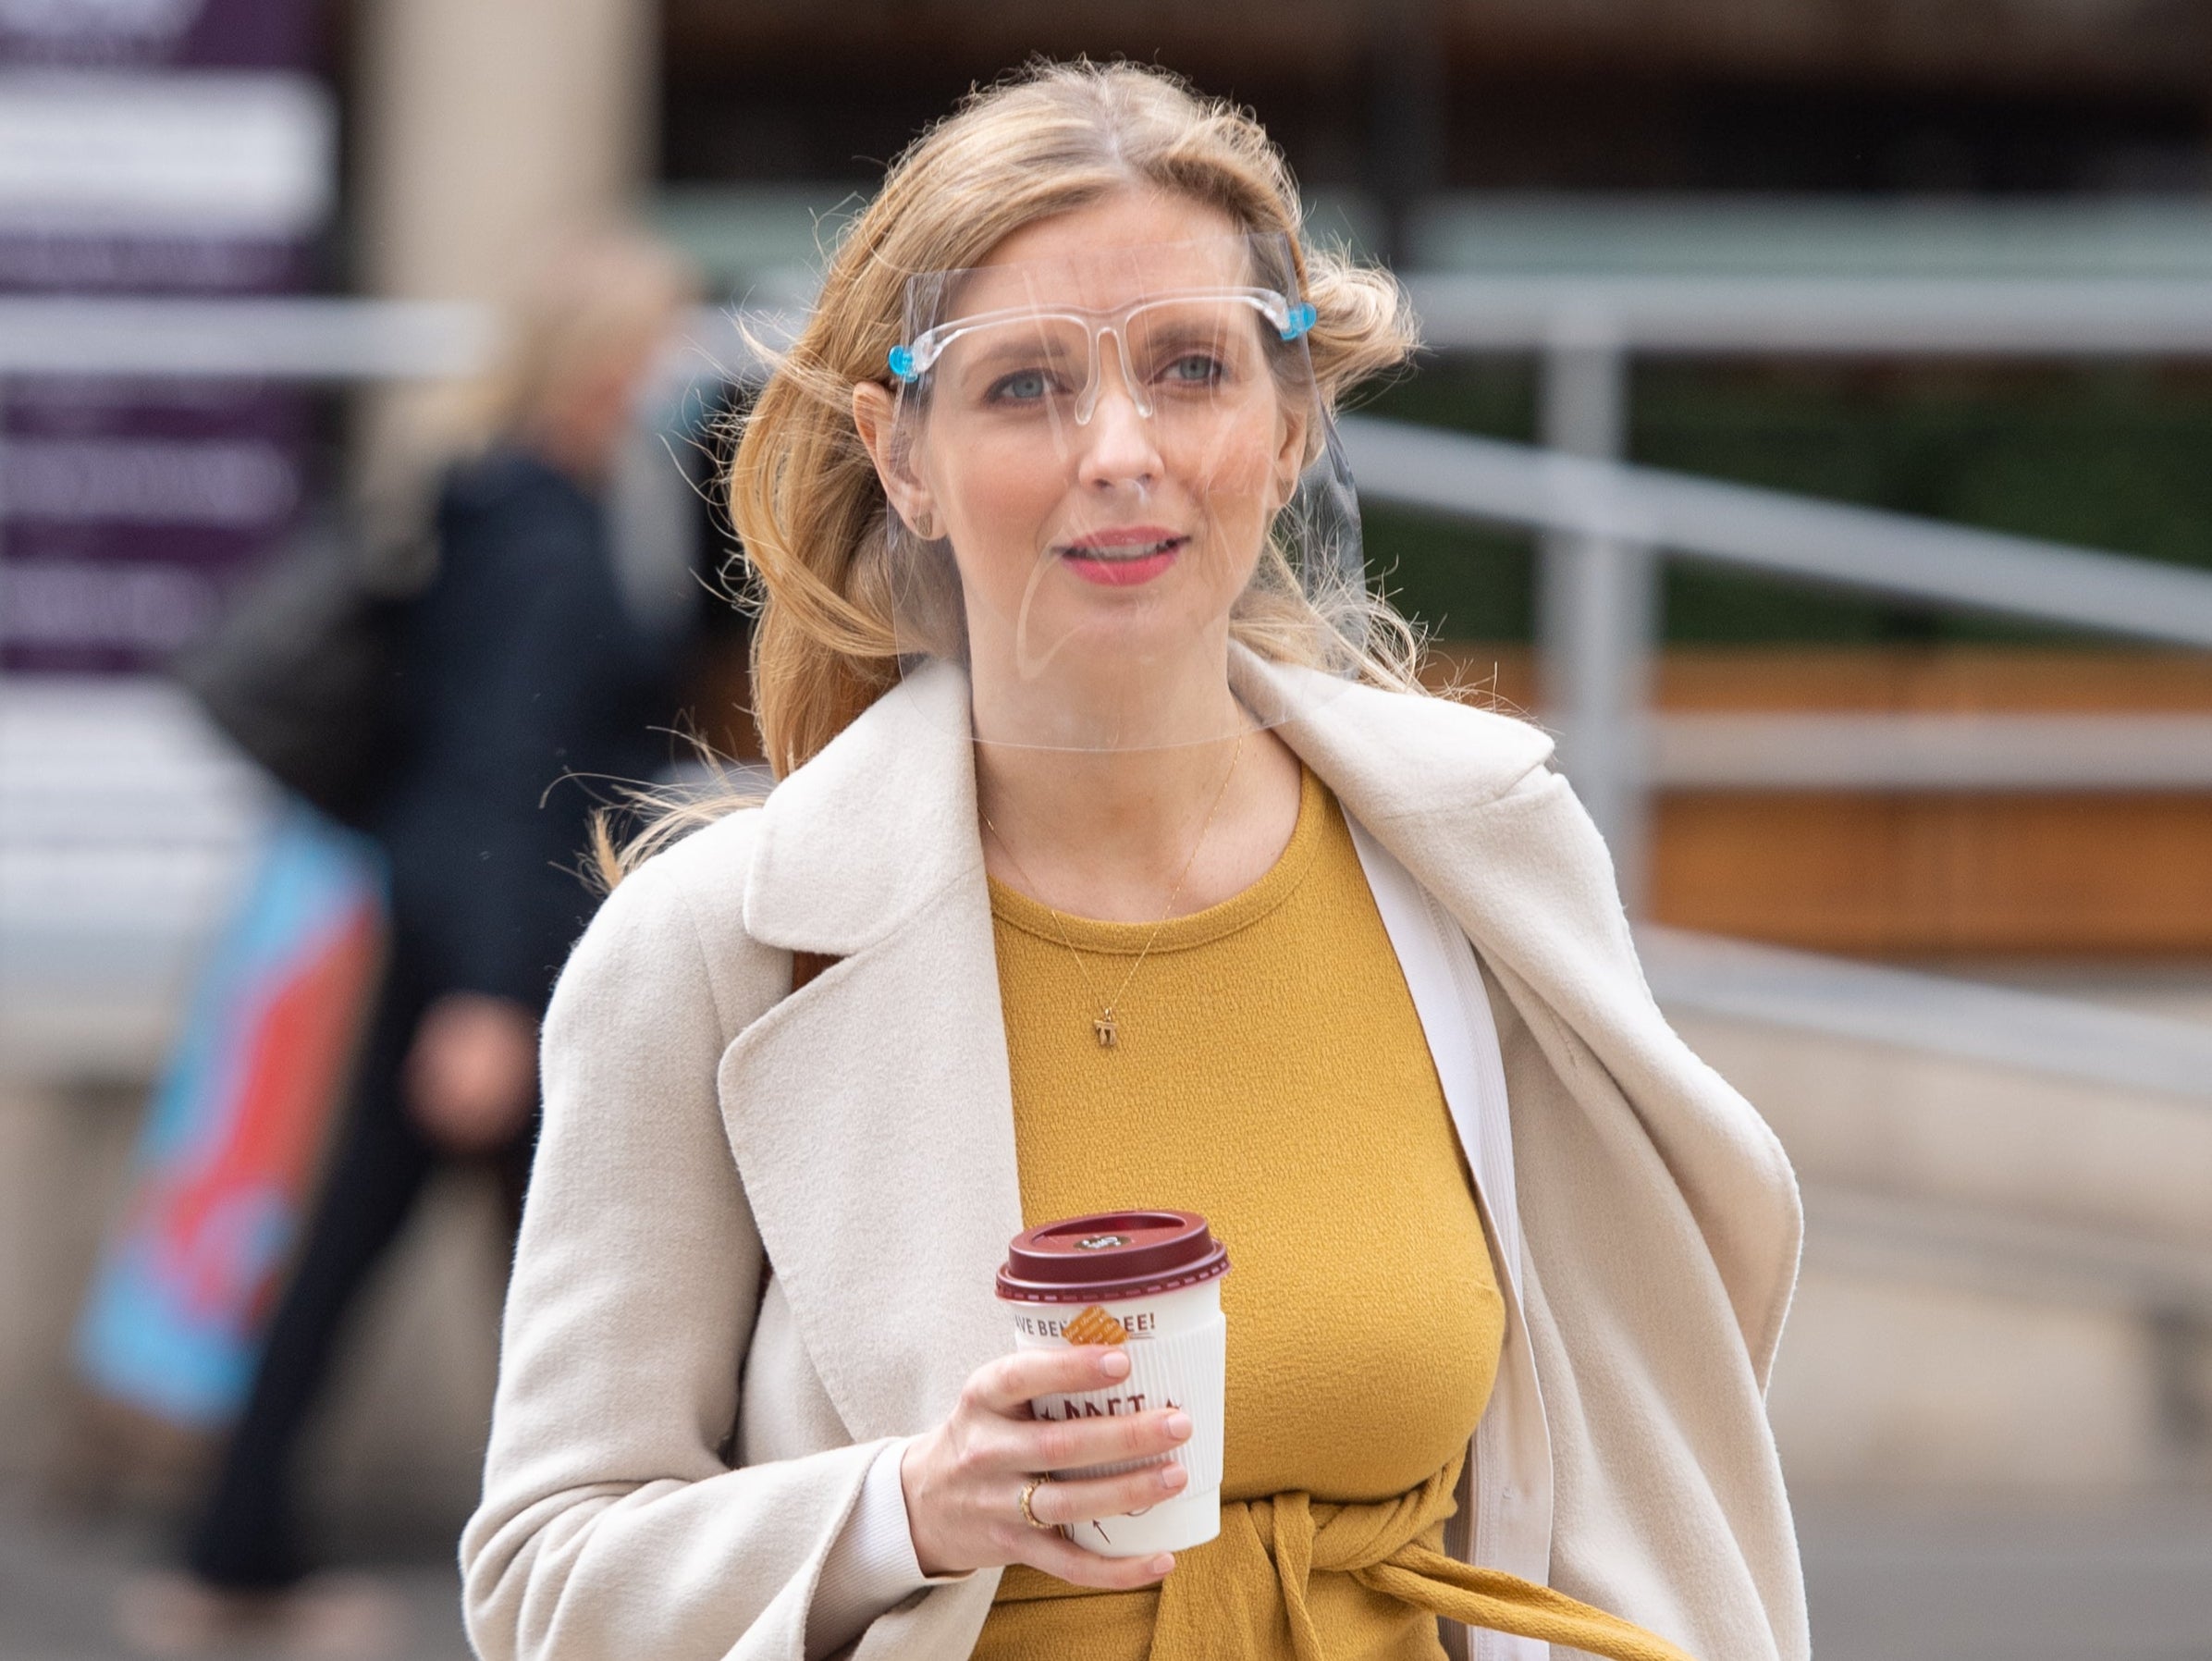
[717,663,1025,1442]
[1253,656,1800,1381]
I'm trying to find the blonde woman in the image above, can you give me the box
[462,63,1806,1661]
[125,231,695,1656]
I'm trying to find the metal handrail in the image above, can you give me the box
[13,279,2212,373]
[1405,273,2212,355]
[1339,414,2212,652]
[0,296,786,380]
[1641,924,2212,1103]
[1652,712,2212,792]
[0,295,491,379]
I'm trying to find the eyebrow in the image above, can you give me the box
[955,333,1085,376]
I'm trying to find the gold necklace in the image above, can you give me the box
[981,730,1245,1050]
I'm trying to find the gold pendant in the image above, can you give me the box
[1093,1012,1118,1048]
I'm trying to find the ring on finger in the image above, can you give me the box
[1018,1476,1056,1531]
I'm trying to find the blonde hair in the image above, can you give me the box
[596,60,1426,881]
[481,228,699,443]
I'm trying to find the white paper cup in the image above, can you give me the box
[998,1212,1229,1557]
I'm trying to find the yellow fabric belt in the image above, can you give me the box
[993,1449,1696,1661]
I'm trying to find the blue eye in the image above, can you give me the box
[1165,353,1224,386]
[989,368,1051,404]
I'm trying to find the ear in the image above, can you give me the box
[1271,397,1311,510]
[852,381,940,537]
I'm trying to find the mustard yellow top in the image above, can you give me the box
[977,768,1504,1661]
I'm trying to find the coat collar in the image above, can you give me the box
[741,653,1558,959]
[741,660,983,956]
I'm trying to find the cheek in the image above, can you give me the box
[1182,428,1288,553]
[1179,398,1298,504]
[928,437,1061,592]
[965,462,1059,531]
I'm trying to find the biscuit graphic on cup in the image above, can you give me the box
[1063,1304,1129,1347]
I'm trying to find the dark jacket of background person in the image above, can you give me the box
[379,446,673,1013]
[177,440,680,1597]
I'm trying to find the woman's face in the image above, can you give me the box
[876,191,1310,745]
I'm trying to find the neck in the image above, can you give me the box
[514,412,619,490]
[975,723,1304,923]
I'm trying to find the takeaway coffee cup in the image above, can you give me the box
[996,1210,1229,1557]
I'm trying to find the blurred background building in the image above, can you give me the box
[5,2,2212,1656]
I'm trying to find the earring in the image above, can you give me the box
[911,511,938,539]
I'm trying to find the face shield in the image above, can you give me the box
[874,230,1368,752]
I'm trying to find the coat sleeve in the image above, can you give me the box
[460,855,889,1661]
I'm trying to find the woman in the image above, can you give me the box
[132,232,695,1655]
[462,64,1806,1661]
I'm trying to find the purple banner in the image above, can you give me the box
[2,375,311,671]
[0,0,317,71]
[1,0,332,672]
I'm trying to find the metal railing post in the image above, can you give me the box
[1536,317,1654,911]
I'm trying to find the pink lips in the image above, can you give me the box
[1059,527,1186,588]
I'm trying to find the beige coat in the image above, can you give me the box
[460,659,1809,1661]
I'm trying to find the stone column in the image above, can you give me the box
[350,0,656,497]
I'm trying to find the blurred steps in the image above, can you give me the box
[1649,930,2212,1494]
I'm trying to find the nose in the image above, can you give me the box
[1075,338,1161,490]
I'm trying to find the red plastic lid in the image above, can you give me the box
[996,1210,1229,1305]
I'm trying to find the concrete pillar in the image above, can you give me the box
[350,0,657,494]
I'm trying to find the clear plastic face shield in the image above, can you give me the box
[874,230,1368,751]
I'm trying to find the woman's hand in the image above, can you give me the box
[403,992,539,1154]
[899,1346,1195,1586]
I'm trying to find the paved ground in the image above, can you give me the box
[0,1494,468,1661]
[1798,1497,2212,1661]
[5,1486,2208,1660]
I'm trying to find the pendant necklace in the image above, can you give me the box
[982,729,1245,1050]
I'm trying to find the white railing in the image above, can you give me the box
[1338,412,2212,845]
[1383,276,2212,905]
[6,291,2212,1096]
[0,294,491,379]
[1405,273,2212,356]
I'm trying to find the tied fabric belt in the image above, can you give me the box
[993,1448,1695,1661]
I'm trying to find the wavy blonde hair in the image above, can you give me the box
[596,60,1425,881]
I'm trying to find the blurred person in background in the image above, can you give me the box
[120,229,700,1656]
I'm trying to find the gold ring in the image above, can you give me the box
[1018,1477,1054,1530]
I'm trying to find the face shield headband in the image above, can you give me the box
[875,229,1369,753]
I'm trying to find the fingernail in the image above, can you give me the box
[1150,1554,1175,1576]
[1165,1412,1193,1440]
[1100,1350,1131,1378]
[1161,1463,1188,1490]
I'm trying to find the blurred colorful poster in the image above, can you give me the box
[76,806,384,1427]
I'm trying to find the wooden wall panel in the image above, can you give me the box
[1650,794,2212,956]
[1425,645,2212,958]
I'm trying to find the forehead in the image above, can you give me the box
[946,199,1256,321]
